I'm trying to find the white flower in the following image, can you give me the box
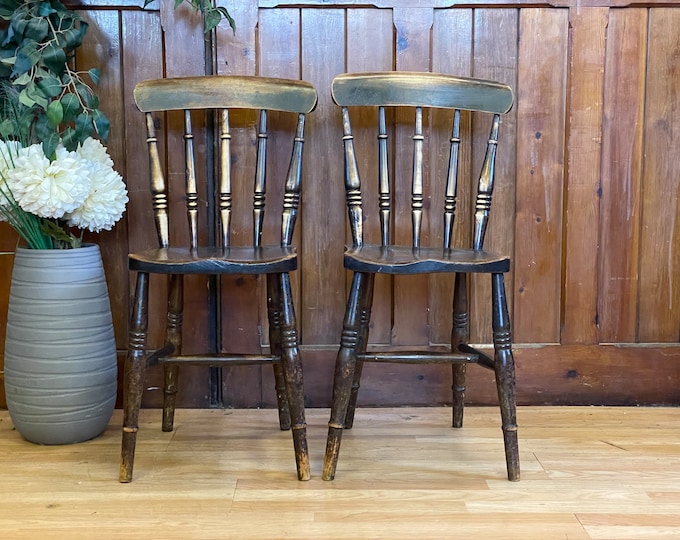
[65,161,128,232]
[76,137,114,168]
[8,143,91,219]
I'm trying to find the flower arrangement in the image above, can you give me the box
[0,135,127,249]
[0,0,126,249]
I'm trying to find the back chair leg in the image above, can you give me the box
[267,275,292,431]
[451,272,469,428]
[323,272,374,481]
[344,276,373,428]
[269,273,309,480]
[120,272,150,483]
[491,273,520,481]
[162,274,183,432]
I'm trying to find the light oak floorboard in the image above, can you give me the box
[0,406,679,539]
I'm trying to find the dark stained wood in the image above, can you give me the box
[469,8,518,345]
[322,72,519,482]
[300,8,347,345]
[119,75,317,482]
[3,1,680,412]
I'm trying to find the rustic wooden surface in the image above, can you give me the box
[2,0,680,409]
[2,406,680,539]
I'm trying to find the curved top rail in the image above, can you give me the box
[134,75,318,114]
[332,71,514,113]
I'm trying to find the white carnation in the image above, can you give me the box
[66,161,128,232]
[76,137,114,168]
[8,144,91,219]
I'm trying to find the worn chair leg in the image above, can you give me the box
[120,272,150,483]
[344,273,373,429]
[267,274,292,431]
[269,273,309,480]
[162,274,183,432]
[491,272,520,481]
[323,271,374,481]
[451,272,469,428]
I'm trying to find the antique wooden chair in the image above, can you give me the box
[120,75,317,482]
[322,72,519,481]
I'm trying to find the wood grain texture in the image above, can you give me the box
[513,8,568,343]
[2,406,680,538]
[598,9,646,343]
[3,2,680,411]
[562,7,606,345]
[637,8,680,342]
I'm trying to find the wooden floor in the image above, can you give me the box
[1,406,679,539]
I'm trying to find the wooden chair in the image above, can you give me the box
[322,72,519,481]
[119,75,317,482]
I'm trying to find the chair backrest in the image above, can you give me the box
[134,75,318,249]
[331,71,513,251]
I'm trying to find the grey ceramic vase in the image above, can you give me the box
[4,244,117,445]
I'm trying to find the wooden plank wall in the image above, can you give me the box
[1,0,679,409]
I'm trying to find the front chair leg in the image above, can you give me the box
[162,274,183,432]
[267,274,291,431]
[492,272,519,481]
[323,271,374,481]
[120,272,150,483]
[269,273,309,480]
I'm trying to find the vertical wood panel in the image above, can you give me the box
[346,8,394,345]
[392,7,434,346]
[76,10,129,350]
[562,7,607,345]
[638,8,680,342]
[514,8,568,344]
[470,9,519,344]
[120,9,167,405]
[300,8,346,344]
[429,8,473,345]
[214,3,263,406]
[599,9,647,343]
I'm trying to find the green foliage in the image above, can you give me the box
[0,0,109,158]
[144,0,236,34]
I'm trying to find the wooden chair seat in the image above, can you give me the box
[129,246,297,275]
[345,245,510,274]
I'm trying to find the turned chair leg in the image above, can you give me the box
[267,275,292,431]
[323,272,374,481]
[268,273,309,480]
[451,272,469,428]
[162,274,183,432]
[120,272,150,483]
[491,272,519,481]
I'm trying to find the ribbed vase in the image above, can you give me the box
[4,244,117,445]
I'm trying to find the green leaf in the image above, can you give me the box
[41,131,61,159]
[88,67,100,86]
[12,72,30,85]
[36,74,62,98]
[60,126,77,151]
[92,109,110,141]
[46,99,63,127]
[24,16,48,41]
[24,80,48,109]
[37,2,57,17]
[18,87,35,108]
[204,10,221,33]
[42,42,67,76]
[60,92,81,121]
